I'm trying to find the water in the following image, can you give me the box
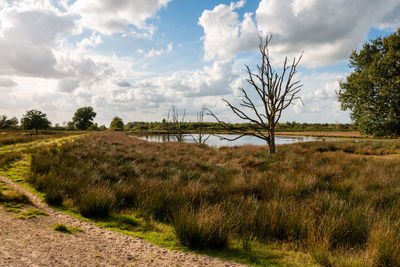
[131,133,339,148]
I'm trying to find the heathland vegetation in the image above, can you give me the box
[0,30,399,266]
[18,131,400,265]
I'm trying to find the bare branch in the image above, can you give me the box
[206,34,303,154]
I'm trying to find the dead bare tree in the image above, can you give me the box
[168,106,187,142]
[190,105,211,144]
[207,34,303,154]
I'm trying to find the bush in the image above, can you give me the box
[368,223,400,267]
[78,187,115,218]
[45,185,64,206]
[0,152,22,168]
[0,189,31,204]
[172,205,231,250]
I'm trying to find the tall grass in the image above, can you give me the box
[28,132,400,264]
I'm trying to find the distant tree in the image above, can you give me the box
[72,107,96,130]
[110,117,124,131]
[190,105,211,144]
[88,123,99,131]
[98,125,107,131]
[168,106,188,142]
[207,35,303,154]
[66,121,75,131]
[338,28,400,137]
[21,109,51,134]
[0,115,18,129]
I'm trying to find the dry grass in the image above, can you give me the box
[28,132,400,264]
[0,131,82,147]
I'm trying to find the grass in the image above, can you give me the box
[1,131,399,265]
[53,223,82,234]
[23,132,400,265]
[0,185,30,205]
[0,131,82,147]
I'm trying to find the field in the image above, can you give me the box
[1,131,395,266]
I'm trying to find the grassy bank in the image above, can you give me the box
[21,132,400,265]
[0,131,83,147]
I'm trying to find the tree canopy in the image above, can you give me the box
[110,117,124,131]
[0,115,18,129]
[72,107,96,130]
[20,109,51,134]
[338,28,400,137]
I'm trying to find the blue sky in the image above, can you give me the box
[0,0,399,126]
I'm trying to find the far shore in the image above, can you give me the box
[128,130,365,139]
[275,131,363,138]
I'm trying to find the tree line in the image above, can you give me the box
[0,107,124,133]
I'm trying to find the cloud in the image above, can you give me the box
[117,81,132,87]
[58,78,79,92]
[69,0,172,35]
[198,1,259,61]
[144,42,173,57]
[0,4,77,78]
[199,0,400,66]
[77,32,102,50]
[0,77,17,87]
[256,0,400,66]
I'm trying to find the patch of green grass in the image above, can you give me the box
[53,223,82,234]
[21,208,48,218]
[5,207,21,213]
[54,223,72,233]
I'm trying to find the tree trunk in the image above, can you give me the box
[268,128,276,154]
[35,128,38,135]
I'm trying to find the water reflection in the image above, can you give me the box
[131,133,338,148]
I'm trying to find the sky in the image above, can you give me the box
[0,0,399,126]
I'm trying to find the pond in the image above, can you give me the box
[130,133,341,148]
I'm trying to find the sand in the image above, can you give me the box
[0,175,246,267]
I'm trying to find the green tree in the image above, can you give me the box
[87,123,99,131]
[66,121,75,131]
[338,28,400,137]
[72,107,96,130]
[21,110,51,134]
[109,116,124,131]
[0,115,18,129]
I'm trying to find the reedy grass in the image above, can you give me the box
[26,132,400,265]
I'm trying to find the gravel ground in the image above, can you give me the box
[0,175,246,267]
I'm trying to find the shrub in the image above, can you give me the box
[0,189,31,204]
[172,205,231,250]
[368,223,400,267]
[0,152,22,168]
[44,184,64,206]
[78,187,115,218]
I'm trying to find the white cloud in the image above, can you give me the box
[145,48,165,58]
[69,0,172,35]
[284,72,350,122]
[255,0,400,66]
[58,78,79,92]
[0,4,77,78]
[145,42,173,57]
[77,32,102,50]
[198,1,259,61]
[0,77,17,87]
[199,0,400,67]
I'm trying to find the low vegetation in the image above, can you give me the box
[0,131,81,147]
[26,132,400,265]
[53,223,82,234]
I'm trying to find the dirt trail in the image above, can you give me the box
[0,175,245,267]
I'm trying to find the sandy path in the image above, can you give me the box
[0,175,245,267]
